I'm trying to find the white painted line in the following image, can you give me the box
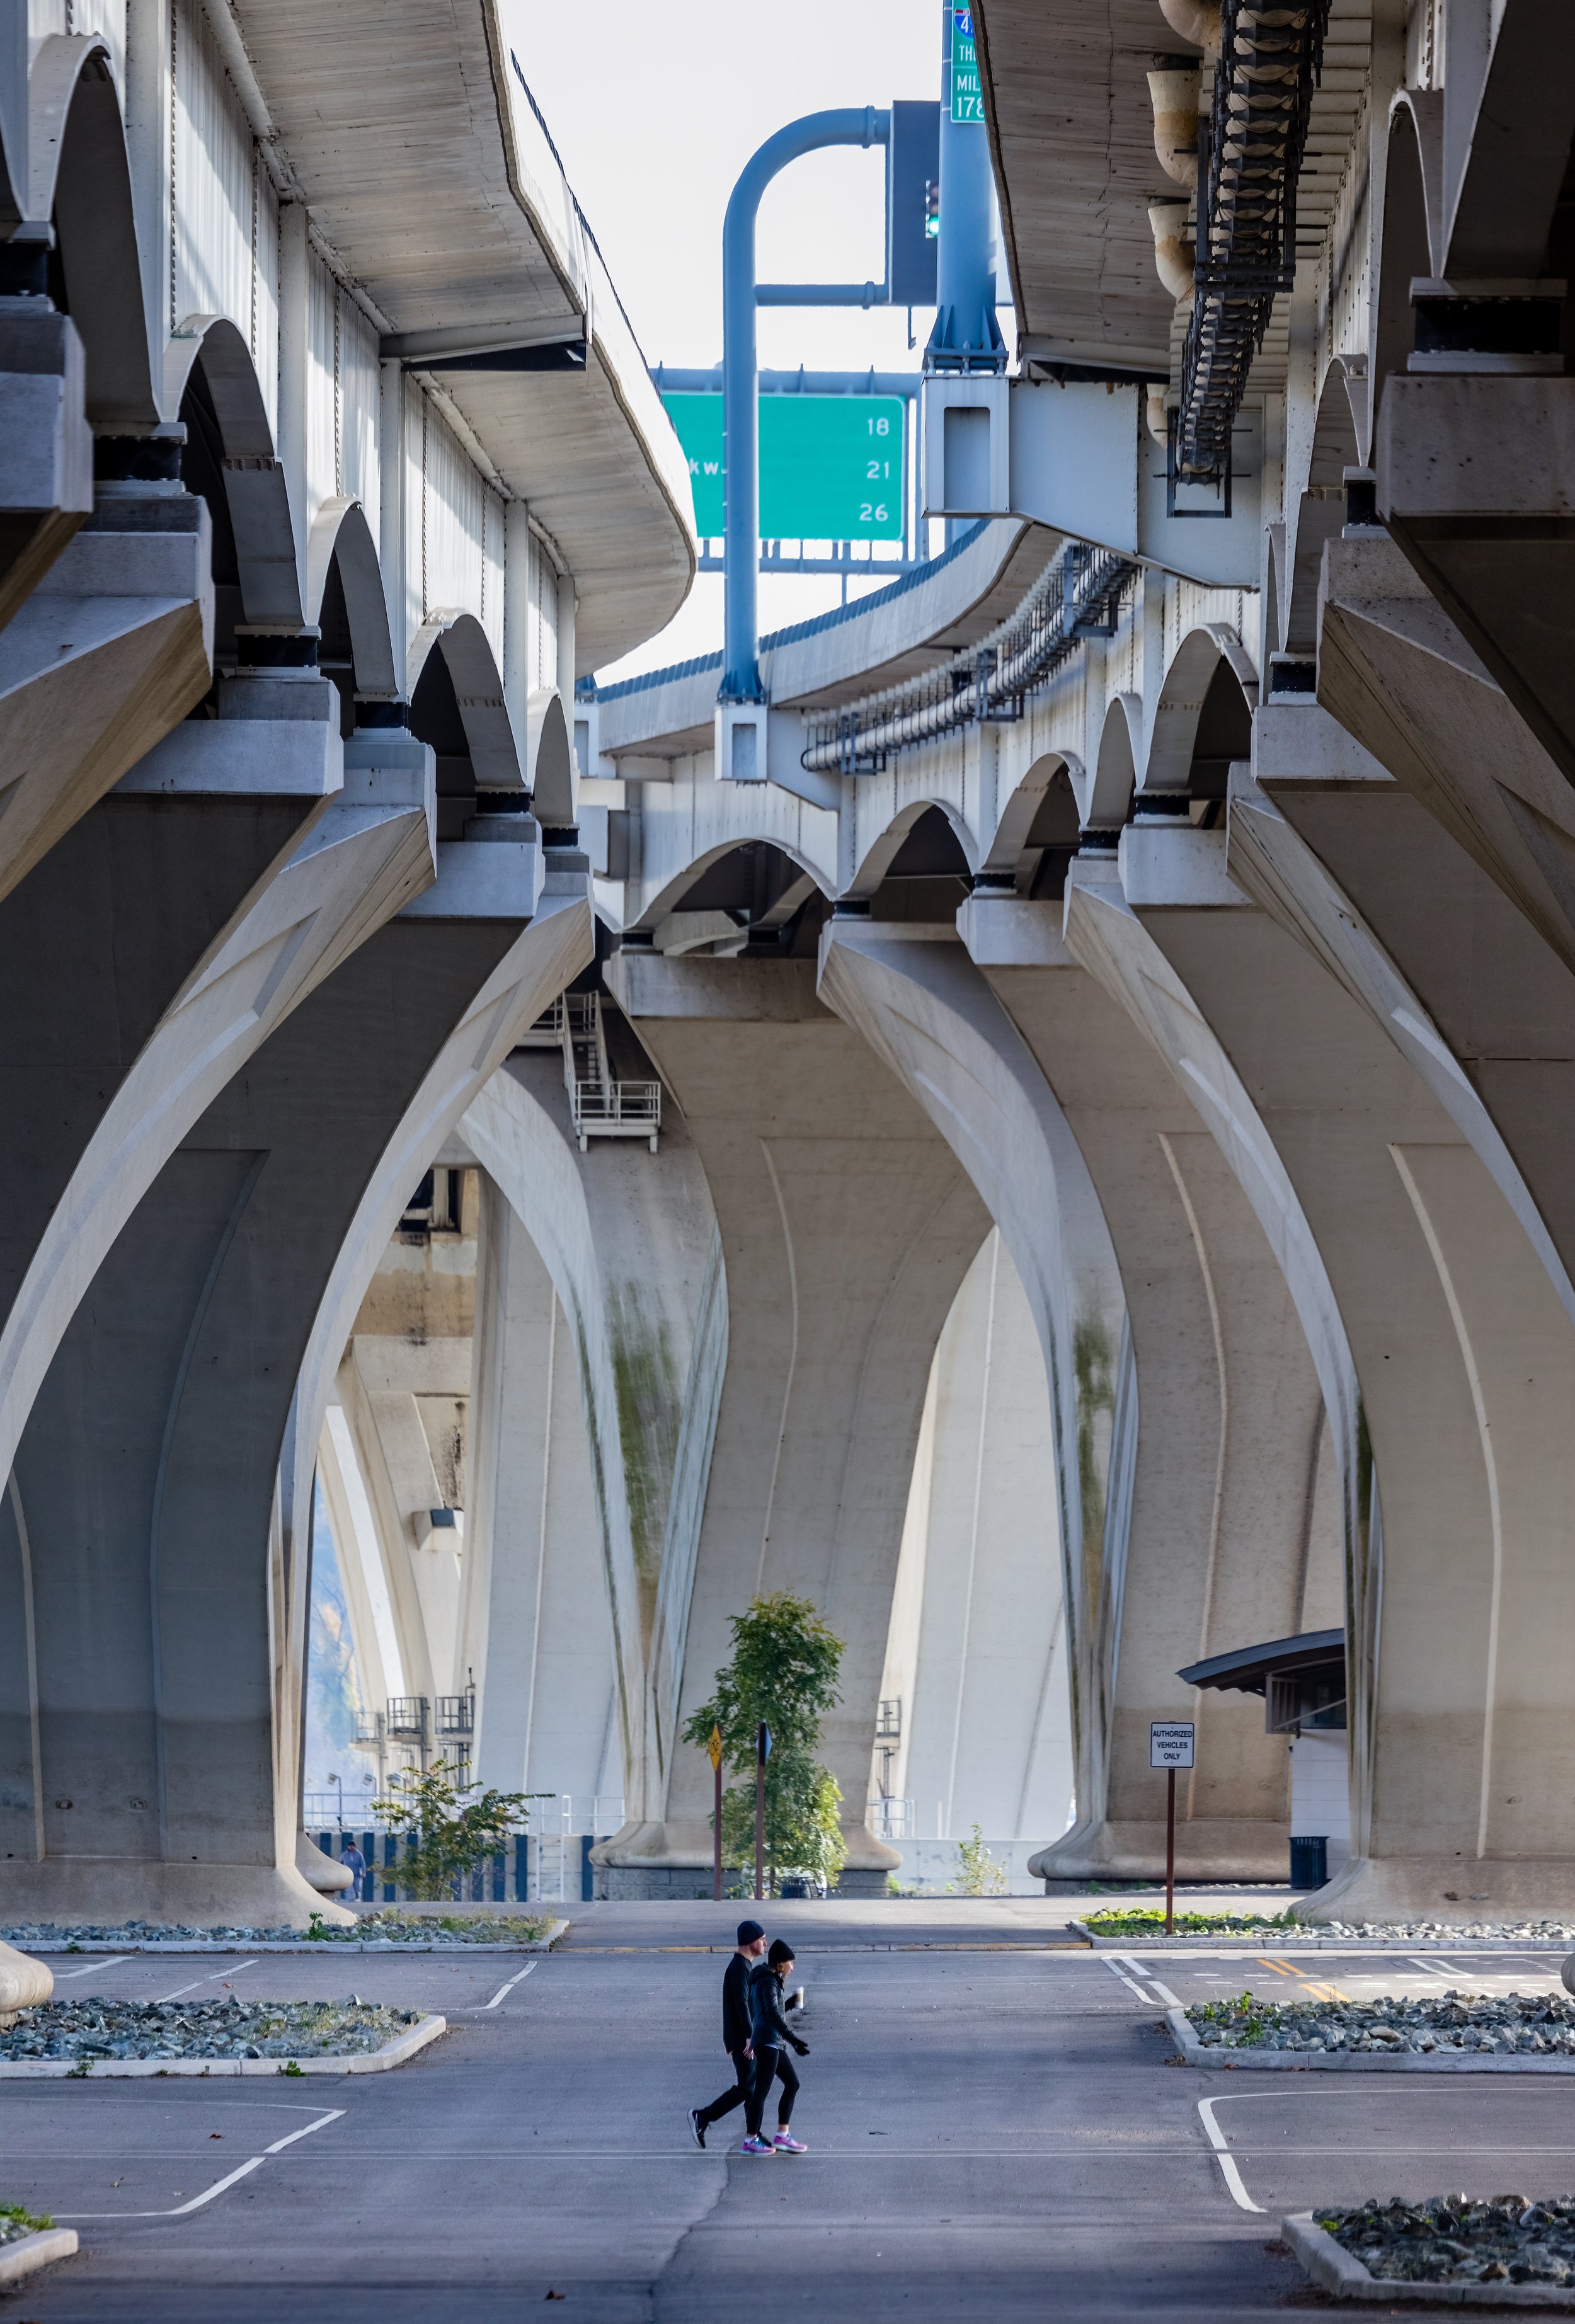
[483,1961,537,2011]
[153,1959,259,2005]
[51,1957,130,1981]
[57,2105,344,2219]
[1148,1978,1182,2008]
[1102,1957,1155,2005]
[1196,2095,1265,2214]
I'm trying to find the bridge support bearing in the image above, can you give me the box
[0,822,568,1928]
[596,951,990,1898]
[0,481,214,903]
[1126,816,1575,1924]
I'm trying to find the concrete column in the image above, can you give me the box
[458,1045,721,1835]
[461,1178,621,1806]
[823,916,1339,1882]
[879,1230,1075,1848]
[1121,816,1575,1920]
[0,829,583,1926]
[276,203,309,610]
[600,949,992,1895]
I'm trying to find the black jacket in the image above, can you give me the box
[721,1952,753,2053]
[748,1958,803,2052]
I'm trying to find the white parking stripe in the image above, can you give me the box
[50,1957,130,1981]
[152,1959,259,2004]
[57,2105,344,2220]
[1102,1957,1156,2004]
[483,1961,538,2010]
[1196,2095,1266,2214]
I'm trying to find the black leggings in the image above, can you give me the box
[697,2049,751,2126]
[745,2043,799,2135]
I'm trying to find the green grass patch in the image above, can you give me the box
[0,2201,55,2243]
[1080,1906,1306,1937]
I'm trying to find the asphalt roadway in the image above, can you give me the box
[8,1898,1575,2319]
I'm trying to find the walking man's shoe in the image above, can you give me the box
[740,2134,775,2156]
[689,2108,707,2149]
[772,2133,808,2153]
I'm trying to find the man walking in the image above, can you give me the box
[689,1918,766,2148]
[340,1835,367,1902]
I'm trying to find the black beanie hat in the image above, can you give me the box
[736,1918,765,1944]
[767,1938,796,1967]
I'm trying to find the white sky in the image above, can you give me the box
[518,3,954,682]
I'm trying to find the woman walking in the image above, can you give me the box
[741,1938,810,2156]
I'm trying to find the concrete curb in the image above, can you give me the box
[0,2228,77,2285]
[1074,1923,1572,1950]
[1167,2008,1575,2071]
[1283,2212,1575,2305]
[0,2012,447,2078]
[22,1921,570,1956]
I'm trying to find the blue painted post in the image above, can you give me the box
[515,1831,529,1904]
[720,107,890,703]
[382,1830,396,1903]
[928,4,1001,370]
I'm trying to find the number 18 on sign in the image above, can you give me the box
[1150,1722,1194,1935]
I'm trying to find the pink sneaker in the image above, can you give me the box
[740,2134,775,2156]
[772,2132,808,2153]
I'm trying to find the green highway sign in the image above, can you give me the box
[662,392,905,543]
[949,6,983,123]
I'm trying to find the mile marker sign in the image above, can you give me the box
[1150,1720,1195,1770]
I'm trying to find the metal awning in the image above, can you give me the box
[1178,1628,1344,1696]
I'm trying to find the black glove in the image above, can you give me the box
[794,2038,810,2056]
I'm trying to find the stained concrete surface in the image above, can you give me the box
[5,1904,1570,2319]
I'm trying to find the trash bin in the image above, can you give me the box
[1289,1835,1327,1890]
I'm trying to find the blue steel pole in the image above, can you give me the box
[929,4,1000,368]
[719,106,889,703]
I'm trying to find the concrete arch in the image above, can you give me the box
[1144,628,1256,796]
[1283,370,1363,657]
[1375,100,1438,444]
[168,316,302,627]
[985,750,1082,874]
[306,498,397,699]
[407,612,520,789]
[528,689,574,825]
[1075,694,1142,832]
[43,40,158,429]
[636,833,832,934]
[848,797,979,900]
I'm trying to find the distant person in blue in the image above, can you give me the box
[340,1836,367,1902]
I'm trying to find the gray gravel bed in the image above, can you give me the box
[0,1910,556,1949]
[0,1996,418,2063]
[1188,1990,1575,2054]
[1320,2195,1575,2288]
[1082,1913,1575,1943]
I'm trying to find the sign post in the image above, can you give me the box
[755,1723,772,1903]
[1150,1722,1195,1936]
[707,1725,724,1902]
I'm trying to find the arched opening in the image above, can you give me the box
[851,803,976,920]
[1283,370,1360,655]
[650,839,830,957]
[410,643,479,842]
[1186,658,1253,825]
[173,320,302,652]
[1078,695,1140,835]
[307,499,396,713]
[1375,102,1437,445]
[49,46,158,430]
[1016,765,1082,898]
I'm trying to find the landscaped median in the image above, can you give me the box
[1077,1907,1575,1948]
[0,1910,568,1954]
[1285,2197,1575,2306]
[1168,1989,1575,2070]
[0,2207,76,2289]
[0,1998,446,2077]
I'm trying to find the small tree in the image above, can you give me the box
[371,1758,542,1900]
[683,1593,847,1896]
[949,1823,1008,1897]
